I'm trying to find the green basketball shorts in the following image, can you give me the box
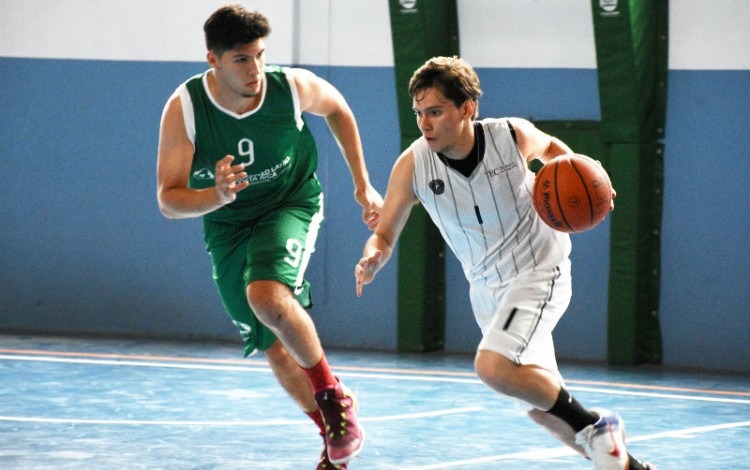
[205,195,324,356]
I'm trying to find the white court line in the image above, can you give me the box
[3,352,749,467]
[567,385,750,405]
[0,406,485,427]
[403,420,750,469]
[0,354,274,374]
[2,354,749,404]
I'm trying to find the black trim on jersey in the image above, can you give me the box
[437,122,486,177]
[507,120,517,144]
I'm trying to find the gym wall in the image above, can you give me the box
[0,0,747,372]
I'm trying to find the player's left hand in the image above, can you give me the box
[356,184,384,231]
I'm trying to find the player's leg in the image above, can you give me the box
[528,408,585,456]
[245,203,363,465]
[529,408,656,470]
[264,340,347,469]
[248,279,324,368]
[474,349,560,409]
[264,338,317,411]
[472,262,572,409]
[209,229,331,465]
[472,263,653,469]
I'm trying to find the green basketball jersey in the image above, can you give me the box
[180,66,322,228]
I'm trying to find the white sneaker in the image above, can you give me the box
[574,409,628,470]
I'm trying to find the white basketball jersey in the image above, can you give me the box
[411,118,571,288]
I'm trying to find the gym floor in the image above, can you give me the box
[1,334,748,469]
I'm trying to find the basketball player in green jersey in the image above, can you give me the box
[157,6,382,468]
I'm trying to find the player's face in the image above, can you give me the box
[210,39,267,99]
[412,87,472,157]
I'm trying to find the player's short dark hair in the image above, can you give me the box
[203,5,271,55]
[409,56,483,117]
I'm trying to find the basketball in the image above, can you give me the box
[533,154,613,233]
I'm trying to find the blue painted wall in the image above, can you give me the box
[1,2,748,372]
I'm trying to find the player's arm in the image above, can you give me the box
[156,94,248,219]
[290,68,383,229]
[509,117,573,165]
[355,149,418,297]
[512,117,616,209]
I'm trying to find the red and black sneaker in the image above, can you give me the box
[316,433,347,470]
[314,379,364,465]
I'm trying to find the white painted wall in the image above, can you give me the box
[1,0,747,69]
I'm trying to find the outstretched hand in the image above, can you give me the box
[214,155,249,204]
[355,250,383,297]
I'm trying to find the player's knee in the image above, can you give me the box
[474,350,515,395]
[246,281,290,326]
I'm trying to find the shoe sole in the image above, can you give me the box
[329,426,365,465]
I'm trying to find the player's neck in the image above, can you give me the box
[207,72,263,114]
[442,121,476,161]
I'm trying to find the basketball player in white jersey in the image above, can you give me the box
[355,57,654,470]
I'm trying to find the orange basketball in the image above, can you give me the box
[533,154,613,233]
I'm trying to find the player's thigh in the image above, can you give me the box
[211,242,278,356]
[244,204,323,305]
[477,263,571,369]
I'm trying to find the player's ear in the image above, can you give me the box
[207,50,218,68]
[462,99,477,120]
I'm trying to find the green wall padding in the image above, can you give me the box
[592,0,668,143]
[534,121,607,167]
[591,0,667,365]
[388,0,459,351]
[607,143,663,365]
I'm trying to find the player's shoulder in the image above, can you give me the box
[407,136,430,157]
[278,66,318,84]
[479,117,522,132]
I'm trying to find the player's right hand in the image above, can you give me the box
[214,155,249,204]
[355,250,383,297]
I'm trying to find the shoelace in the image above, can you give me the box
[323,392,351,439]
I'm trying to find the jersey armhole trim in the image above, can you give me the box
[284,69,304,131]
[177,83,196,146]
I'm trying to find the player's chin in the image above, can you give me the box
[425,140,441,152]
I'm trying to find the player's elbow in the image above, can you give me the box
[157,189,183,219]
[158,201,180,219]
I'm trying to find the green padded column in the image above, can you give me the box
[533,121,607,168]
[388,0,459,351]
[607,143,663,364]
[591,0,668,365]
[592,0,668,143]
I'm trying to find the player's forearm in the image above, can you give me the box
[541,137,574,163]
[158,187,225,219]
[364,234,394,269]
[325,109,372,193]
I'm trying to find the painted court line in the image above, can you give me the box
[2,348,748,398]
[0,406,485,427]
[403,420,750,469]
[2,354,747,405]
[0,354,274,374]
[567,385,750,405]
[2,348,749,467]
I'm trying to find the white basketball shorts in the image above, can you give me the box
[473,259,572,375]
